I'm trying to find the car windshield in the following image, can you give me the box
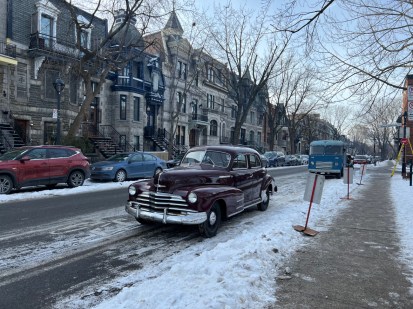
[0,149,28,160]
[181,150,231,168]
[107,153,131,162]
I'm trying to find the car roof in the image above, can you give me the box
[187,145,260,156]
[310,140,345,146]
[14,145,78,150]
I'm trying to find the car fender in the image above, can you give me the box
[66,166,90,179]
[261,174,276,193]
[177,185,244,215]
[0,170,17,187]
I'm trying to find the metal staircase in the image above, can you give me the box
[87,124,136,158]
[0,123,25,154]
[144,127,187,158]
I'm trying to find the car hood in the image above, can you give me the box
[152,165,232,192]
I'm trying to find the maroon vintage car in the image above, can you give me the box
[125,145,276,237]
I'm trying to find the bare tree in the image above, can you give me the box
[201,0,291,144]
[63,0,166,139]
[358,96,402,159]
[267,52,324,153]
[278,0,413,108]
[321,104,352,138]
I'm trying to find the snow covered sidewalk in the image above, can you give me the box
[274,164,413,308]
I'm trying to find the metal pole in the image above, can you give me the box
[402,111,407,176]
[56,90,61,145]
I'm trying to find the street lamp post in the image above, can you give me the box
[53,77,65,145]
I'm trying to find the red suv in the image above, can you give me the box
[0,145,90,194]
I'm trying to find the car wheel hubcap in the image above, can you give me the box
[0,179,10,193]
[117,172,125,181]
[72,173,83,186]
[209,211,217,225]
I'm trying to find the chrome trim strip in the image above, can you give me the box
[125,202,207,225]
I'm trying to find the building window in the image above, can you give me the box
[207,94,215,109]
[120,95,127,120]
[249,130,254,143]
[182,93,187,113]
[210,120,218,136]
[134,136,140,150]
[231,106,237,118]
[221,98,225,113]
[177,92,181,112]
[208,67,214,82]
[119,65,130,86]
[32,0,60,48]
[80,29,89,49]
[177,92,187,113]
[75,15,92,50]
[135,62,143,79]
[250,111,254,124]
[177,61,187,80]
[41,14,53,47]
[91,81,99,94]
[133,97,140,121]
[240,128,246,144]
[176,125,185,145]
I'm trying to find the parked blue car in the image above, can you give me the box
[90,152,167,182]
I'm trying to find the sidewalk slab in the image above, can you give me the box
[272,167,413,308]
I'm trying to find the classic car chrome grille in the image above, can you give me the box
[136,192,189,208]
[315,161,332,169]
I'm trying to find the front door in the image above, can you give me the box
[14,119,29,144]
[189,129,196,147]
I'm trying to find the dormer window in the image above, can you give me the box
[76,15,92,50]
[31,0,60,48]
[208,67,214,82]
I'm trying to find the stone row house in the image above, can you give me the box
[0,0,281,158]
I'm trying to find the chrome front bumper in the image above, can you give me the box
[125,201,207,225]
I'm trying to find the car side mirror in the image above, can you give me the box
[20,155,31,162]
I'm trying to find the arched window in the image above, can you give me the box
[210,120,218,136]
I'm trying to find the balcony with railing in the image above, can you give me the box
[0,40,17,65]
[189,112,209,130]
[28,32,100,60]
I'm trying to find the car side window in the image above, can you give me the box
[249,154,261,169]
[26,149,47,159]
[233,154,247,169]
[49,148,70,158]
[143,153,155,161]
[130,154,143,162]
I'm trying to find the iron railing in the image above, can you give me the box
[0,40,16,58]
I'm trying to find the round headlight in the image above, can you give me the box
[129,186,137,195]
[188,192,197,203]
